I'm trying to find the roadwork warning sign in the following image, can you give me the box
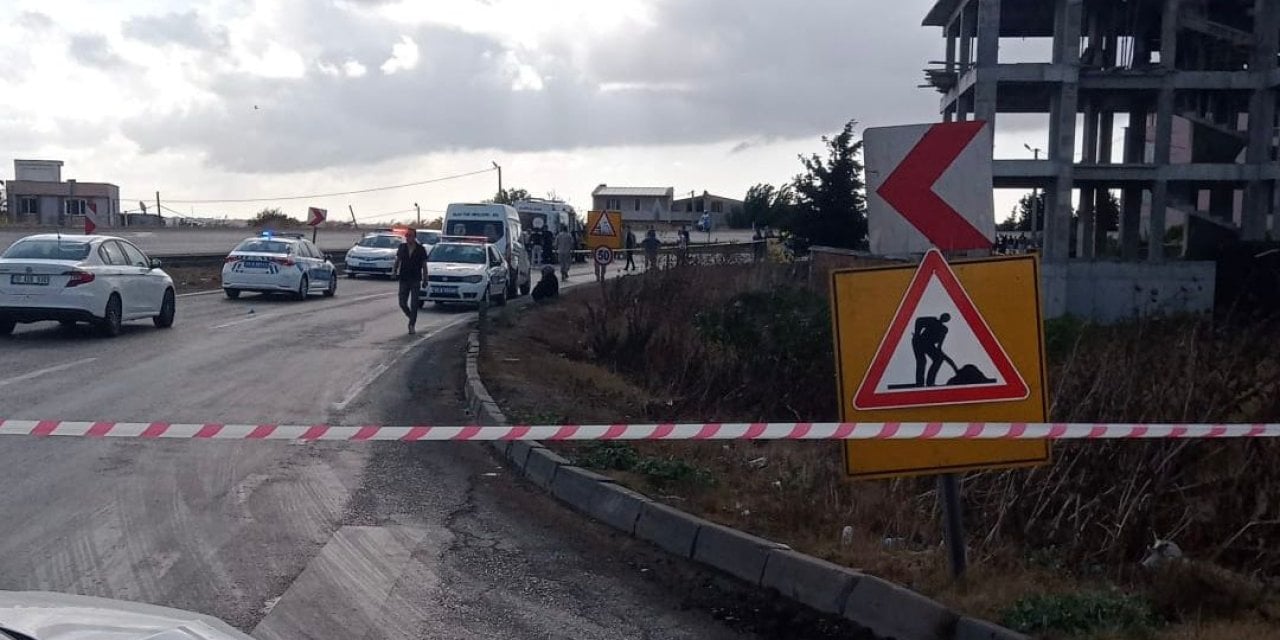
[585,211,623,250]
[854,250,1028,410]
[831,249,1049,479]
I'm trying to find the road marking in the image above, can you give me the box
[329,315,472,413]
[0,358,98,389]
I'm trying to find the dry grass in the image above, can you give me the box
[164,265,223,293]
[480,264,1280,639]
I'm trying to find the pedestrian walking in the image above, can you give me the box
[676,224,690,266]
[555,227,574,279]
[393,228,429,335]
[623,225,637,271]
[641,228,660,271]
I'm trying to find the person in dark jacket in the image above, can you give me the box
[623,225,638,271]
[531,265,559,301]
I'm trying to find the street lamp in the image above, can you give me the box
[1023,144,1044,245]
[492,161,502,198]
[414,202,420,226]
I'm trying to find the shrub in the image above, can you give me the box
[1001,591,1160,637]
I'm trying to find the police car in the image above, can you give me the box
[344,232,404,278]
[419,237,509,307]
[221,232,337,300]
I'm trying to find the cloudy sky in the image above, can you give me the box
[1,0,1046,223]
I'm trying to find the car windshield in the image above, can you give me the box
[446,220,504,242]
[357,235,402,249]
[1,239,93,261]
[418,231,441,245]
[234,239,292,254]
[428,244,486,264]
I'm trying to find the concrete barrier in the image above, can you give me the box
[524,447,568,490]
[842,575,957,640]
[761,549,860,616]
[634,501,703,559]
[692,521,789,585]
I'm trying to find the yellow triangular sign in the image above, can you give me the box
[590,213,616,236]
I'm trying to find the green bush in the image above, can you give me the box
[574,442,714,489]
[1001,591,1160,638]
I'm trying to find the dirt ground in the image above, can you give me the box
[164,265,223,294]
[479,289,1278,640]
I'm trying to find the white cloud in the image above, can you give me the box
[244,42,307,79]
[380,35,419,74]
[503,51,543,91]
[342,59,368,77]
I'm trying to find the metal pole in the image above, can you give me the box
[156,192,162,225]
[492,161,502,198]
[938,474,968,578]
[349,205,357,229]
[415,203,421,226]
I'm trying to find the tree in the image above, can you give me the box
[737,182,795,229]
[490,188,530,205]
[250,207,300,227]
[1000,191,1046,232]
[1096,191,1120,232]
[784,120,868,250]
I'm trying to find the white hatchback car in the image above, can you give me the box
[0,234,176,337]
[221,233,338,300]
[420,239,510,307]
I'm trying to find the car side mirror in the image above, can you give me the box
[149,258,163,269]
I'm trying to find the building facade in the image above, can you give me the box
[671,191,745,227]
[591,185,674,223]
[923,0,1279,263]
[5,160,120,227]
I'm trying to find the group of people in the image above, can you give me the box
[994,234,1039,255]
[523,226,578,281]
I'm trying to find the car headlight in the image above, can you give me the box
[462,275,484,283]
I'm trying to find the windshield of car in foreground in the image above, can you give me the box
[234,239,292,254]
[447,220,504,242]
[1,239,93,261]
[417,231,441,245]
[357,235,403,249]
[428,244,486,264]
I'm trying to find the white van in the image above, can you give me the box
[443,203,531,297]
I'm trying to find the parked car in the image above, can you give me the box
[221,232,337,300]
[420,238,510,307]
[0,590,253,640]
[0,234,176,337]
[344,232,404,278]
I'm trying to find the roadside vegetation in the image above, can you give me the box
[481,262,1280,640]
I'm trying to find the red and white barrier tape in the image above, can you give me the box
[1,420,1278,441]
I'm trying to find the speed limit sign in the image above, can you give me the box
[593,246,614,266]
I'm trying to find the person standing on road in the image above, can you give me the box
[393,228,429,335]
[555,227,574,280]
[641,228,660,272]
[623,225,637,271]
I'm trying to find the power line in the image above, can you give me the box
[123,166,496,205]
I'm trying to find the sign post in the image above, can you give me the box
[830,249,1048,577]
[307,207,327,243]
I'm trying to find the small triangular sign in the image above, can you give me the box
[854,249,1028,410]
[590,213,616,237]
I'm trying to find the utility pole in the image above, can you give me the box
[348,205,357,229]
[414,202,421,226]
[156,191,162,225]
[492,161,502,200]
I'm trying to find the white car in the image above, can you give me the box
[221,232,337,300]
[415,229,443,250]
[420,239,510,307]
[0,591,252,640]
[0,234,176,337]
[344,232,404,278]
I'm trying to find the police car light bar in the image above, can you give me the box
[260,231,306,239]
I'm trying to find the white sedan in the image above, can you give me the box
[420,240,510,307]
[344,232,404,278]
[0,234,176,337]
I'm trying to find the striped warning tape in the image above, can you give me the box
[0,420,1278,441]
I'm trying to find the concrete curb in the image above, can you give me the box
[462,326,1028,640]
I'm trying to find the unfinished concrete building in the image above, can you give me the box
[923,0,1278,319]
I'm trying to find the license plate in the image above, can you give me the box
[10,274,49,285]
[242,261,270,270]
[430,286,457,295]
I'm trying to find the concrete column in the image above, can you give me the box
[1121,102,1148,260]
[1095,113,1115,255]
[974,0,1001,123]
[1148,0,1180,262]
[1045,0,1083,262]
[1079,99,1100,258]
[1243,0,1278,240]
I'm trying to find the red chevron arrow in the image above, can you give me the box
[876,121,992,251]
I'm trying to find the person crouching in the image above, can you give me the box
[531,265,559,301]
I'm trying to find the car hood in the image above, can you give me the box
[346,247,397,258]
[0,592,251,640]
[430,263,486,275]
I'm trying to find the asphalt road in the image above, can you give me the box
[0,268,772,639]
